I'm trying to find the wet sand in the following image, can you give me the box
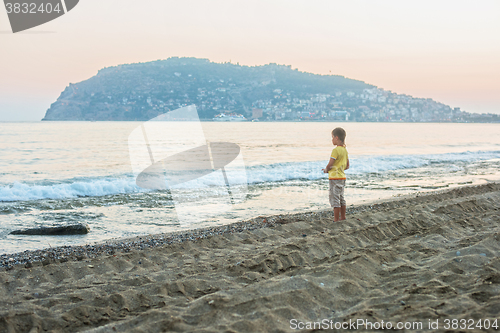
[1,182,500,332]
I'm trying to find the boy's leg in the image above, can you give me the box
[334,207,341,222]
[331,179,342,222]
[328,180,335,208]
[339,180,346,220]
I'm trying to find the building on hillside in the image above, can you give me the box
[329,111,349,121]
[252,108,263,119]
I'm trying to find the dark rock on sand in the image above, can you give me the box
[10,223,90,236]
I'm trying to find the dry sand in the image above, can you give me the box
[1,183,500,332]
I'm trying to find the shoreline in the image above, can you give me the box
[2,181,498,269]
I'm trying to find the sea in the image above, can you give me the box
[1,121,500,255]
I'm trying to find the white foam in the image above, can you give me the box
[0,178,142,202]
[1,150,499,202]
[245,150,500,183]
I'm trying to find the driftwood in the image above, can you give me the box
[10,224,90,236]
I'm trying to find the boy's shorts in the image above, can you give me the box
[329,179,346,208]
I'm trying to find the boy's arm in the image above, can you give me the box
[322,157,335,173]
[345,158,350,170]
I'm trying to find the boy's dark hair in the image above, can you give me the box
[332,127,346,143]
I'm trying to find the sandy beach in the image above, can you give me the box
[1,182,500,332]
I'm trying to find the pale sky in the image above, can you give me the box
[1,0,499,121]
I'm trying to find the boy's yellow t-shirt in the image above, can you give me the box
[329,146,348,179]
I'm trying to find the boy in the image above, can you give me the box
[322,127,349,222]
